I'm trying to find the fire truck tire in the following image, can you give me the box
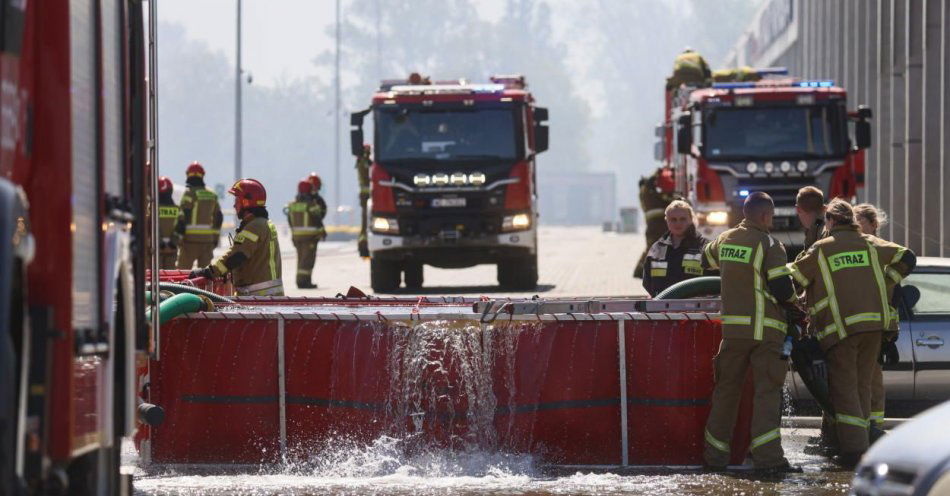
[498,254,538,290]
[403,263,424,289]
[370,258,400,293]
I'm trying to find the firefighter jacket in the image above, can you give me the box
[643,226,711,297]
[783,226,913,351]
[178,186,223,244]
[667,51,712,89]
[158,196,180,250]
[704,219,795,343]
[639,175,674,234]
[356,152,371,199]
[285,194,327,240]
[211,215,283,296]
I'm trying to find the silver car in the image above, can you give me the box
[787,257,950,416]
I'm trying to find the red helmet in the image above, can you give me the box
[298,179,312,195]
[308,172,322,191]
[363,144,371,152]
[229,178,267,210]
[158,176,173,194]
[186,161,205,178]
[657,167,675,194]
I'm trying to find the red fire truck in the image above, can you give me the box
[1,1,148,494]
[350,75,548,292]
[658,73,872,249]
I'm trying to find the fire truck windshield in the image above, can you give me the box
[375,107,519,162]
[702,104,848,160]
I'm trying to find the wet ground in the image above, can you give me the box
[131,427,856,495]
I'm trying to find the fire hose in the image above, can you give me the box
[157,281,236,304]
[145,293,213,326]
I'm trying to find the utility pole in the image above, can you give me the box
[235,0,243,182]
[334,0,341,222]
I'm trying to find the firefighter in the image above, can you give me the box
[634,167,675,278]
[853,203,896,434]
[642,200,712,297]
[702,192,799,473]
[666,48,712,89]
[712,66,761,83]
[285,177,327,289]
[176,161,223,269]
[784,199,915,468]
[191,178,284,296]
[157,176,181,269]
[795,186,826,253]
[355,144,372,257]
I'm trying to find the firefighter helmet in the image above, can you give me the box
[229,178,267,210]
[657,167,675,194]
[298,179,312,195]
[158,176,173,194]
[308,173,322,191]
[186,161,205,178]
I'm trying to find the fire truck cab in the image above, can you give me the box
[350,75,549,292]
[660,76,872,249]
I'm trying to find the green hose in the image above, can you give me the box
[159,282,235,304]
[146,293,208,326]
[655,276,722,300]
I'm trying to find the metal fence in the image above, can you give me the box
[724,0,950,256]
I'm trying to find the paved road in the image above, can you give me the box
[270,225,649,298]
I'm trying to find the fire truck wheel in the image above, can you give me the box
[403,263,424,289]
[370,258,400,293]
[497,254,538,290]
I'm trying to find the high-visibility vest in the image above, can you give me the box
[180,188,221,242]
[286,200,325,238]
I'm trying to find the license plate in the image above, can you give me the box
[774,207,797,217]
[432,197,466,208]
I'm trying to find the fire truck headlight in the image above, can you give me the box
[502,213,531,232]
[746,162,758,174]
[450,172,468,186]
[413,174,431,186]
[372,217,399,234]
[706,211,729,226]
[797,161,809,172]
[468,172,487,186]
[763,162,775,173]
[780,161,792,173]
[432,173,450,186]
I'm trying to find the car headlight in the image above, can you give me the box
[371,216,399,234]
[705,211,729,226]
[502,213,531,232]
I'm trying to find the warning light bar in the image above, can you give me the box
[795,80,835,88]
[755,67,789,76]
[711,82,757,89]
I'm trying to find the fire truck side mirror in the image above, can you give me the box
[855,120,871,149]
[350,112,366,157]
[857,105,872,120]
[676,113,692,155]
[534,107,549,154]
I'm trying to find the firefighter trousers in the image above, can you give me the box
[293,236,319,284]
[177,241,215,270]
[704,338,787,468]
[826,331,882,456]
[160,250,178,270]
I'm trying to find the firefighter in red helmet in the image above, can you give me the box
[176,161,223,269]
[284,175,327,288]
[634,167,676,278]
[191,178,284,296]
[157,176,180,268]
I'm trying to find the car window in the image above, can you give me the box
[904,272,950,314]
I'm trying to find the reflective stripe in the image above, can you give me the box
[296,269,312,275]
[159,206,179,218]
[269,222,279,280]
[786,262,809,286]
[236,230,260,243]
[645,208,665,220]
[886,267,904,284]
[721,315,752,325]
[809,297,829,315]
[753,243,765,340]
[750,428,781,450]
[650,268,668,277]
[763,318,788,333]
[767,265,791,280]
[870,411,885,423]
[213,260,228,275]
[844,312,881,325]
[818,323,839,340]
[236,279,283,294]
[817,249,847,340]
[890,247,907,265]
[705,429,730,452]
[867,241,892,330]
[836,413,869,429]
[291,226,322,233]
[704,243,719,270]
[185,229,219,235]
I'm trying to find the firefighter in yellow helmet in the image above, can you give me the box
[702,192,800,473]
[355,144,372,258]
[176,161,223,269]
[666,47,712,89]
[284,177,327,289]
[191,179,284,296]
[783,199,915,468]
[157,176,181,269]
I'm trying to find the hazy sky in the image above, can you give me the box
[159,0,511,87]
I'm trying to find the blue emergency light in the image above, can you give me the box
[711,82,757,89]
[739,189,750,197]
[795,80,835,88]
[755,67,789,76]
